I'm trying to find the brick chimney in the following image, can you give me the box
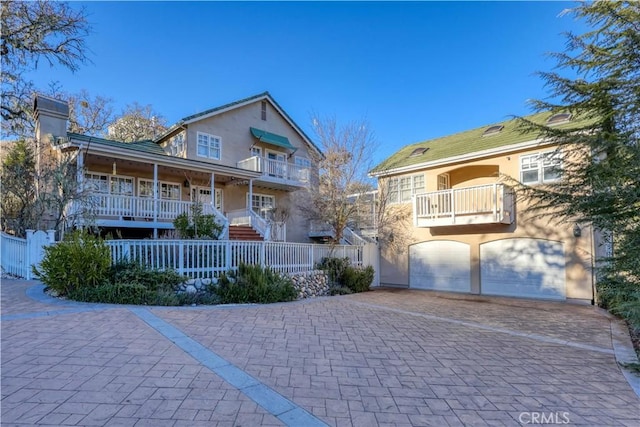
[33,94,69,145]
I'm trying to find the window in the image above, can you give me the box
[85,173,108,193]
[139,180,181,200]
[197,132,221,160]
[387,173,425,203]
[161,182,181,200]
[520,151,562,184]
[261,101,267,120]
[295,156,311,182]
[547,113,572,125]
[482,125,504,137]
[139,180,154,198]
[250,146,262,157]
[409,147,429,157]
[85,173,133,196]
[170,132,185,157]
[249,193,275,219]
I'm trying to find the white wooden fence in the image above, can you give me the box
[105,239,378,282]
[1,230,56,280]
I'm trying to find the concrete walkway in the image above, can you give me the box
[1,280,639,426]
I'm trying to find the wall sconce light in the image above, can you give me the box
[112,161,117,175]
[183,179,190,188]
[573,223,582,238]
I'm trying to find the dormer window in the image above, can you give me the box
[482,125,504,137]
[409,147,429,157]
[547,113,572,125]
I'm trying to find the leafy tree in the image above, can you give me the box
[1,139,95,238]
[0,140,39,236]
[299,116,377,244]
[516,2,640,317]
[107,102,168,142]
[1,0,90,138]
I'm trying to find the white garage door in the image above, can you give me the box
[480,238,565,300]
[409,241,471,292]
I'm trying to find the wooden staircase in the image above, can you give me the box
[228,225,263,241]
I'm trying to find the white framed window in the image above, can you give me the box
[387,173,426,203]
[295,156,311,182]
[250,146,262,157]
[247,193,275,219]
[139,180,154,198]
[85,173,109,193]
[85,172,133,196]
[197,132,221,160]
[139,179,181,200]
[170,132,185,157]
[520,151,562,185]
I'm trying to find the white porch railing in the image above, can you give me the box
[413,183,515,227]
[1,230,56,279]
[84,194,229,232]
[105,239,369,279]
[237,156,309,185]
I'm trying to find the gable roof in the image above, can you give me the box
[157,92,323,156]
[370,111,593,175]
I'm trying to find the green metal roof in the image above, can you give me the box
[370,112,593,174]
[250,127,296,151]
[67,133,167,156]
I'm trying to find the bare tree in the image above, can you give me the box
[107,102,168,142]
[300,115,377,244]
[1,0,90,137]
[66,90,114,136]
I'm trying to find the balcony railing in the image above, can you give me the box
[237,156,309,186]
[413,183,515,227]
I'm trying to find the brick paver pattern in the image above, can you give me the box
[2,280,639,426]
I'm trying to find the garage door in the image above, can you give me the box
[409,241,471,292]
[480,238,565,300]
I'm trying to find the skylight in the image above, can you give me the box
[409,147,429,157]
[547,113,572,125]
[482,125,504,137]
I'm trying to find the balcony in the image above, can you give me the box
[413,183,515,227]
[237,156,309,189]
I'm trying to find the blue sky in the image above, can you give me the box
[27,1,585,165]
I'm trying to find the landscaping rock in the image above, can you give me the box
[289,270,329,299]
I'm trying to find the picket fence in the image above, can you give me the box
[1,230,56,280]
[105,239,377,280]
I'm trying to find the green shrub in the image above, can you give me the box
[33,230,111,295]
[329,286,353,296]
[215,263,296,304]
[69,282,152,305]
[342,266,374,293]
[318,257,374,293]
[109,258,185,293]
[317,257,351,285]
[173,202,223,239]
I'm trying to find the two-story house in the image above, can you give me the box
[370,112,608,303]
[33,92,322,242]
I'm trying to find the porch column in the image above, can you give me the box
[210,172,215,210]
[153,163,158,239]
[248,179,253,213]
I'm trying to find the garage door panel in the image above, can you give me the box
[410,241,470,292]
[481,239,565,300]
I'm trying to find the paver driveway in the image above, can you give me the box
[1,279,639,426]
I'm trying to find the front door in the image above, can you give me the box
[267,151,286,178]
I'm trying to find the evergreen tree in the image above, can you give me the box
[518,1,639,322]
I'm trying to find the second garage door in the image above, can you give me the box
[409,241,471,292]
[480,238,566,300]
